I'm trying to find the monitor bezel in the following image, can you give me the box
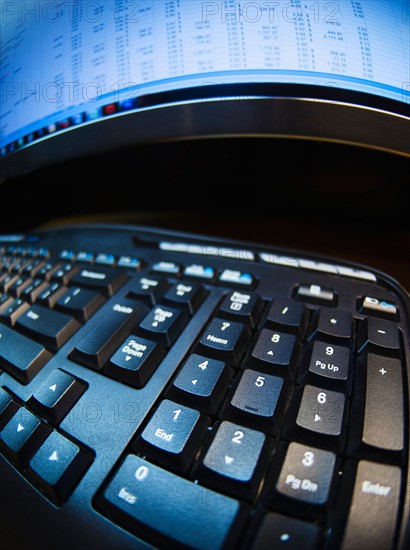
[0,83,409,182]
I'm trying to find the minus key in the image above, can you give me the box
[357,317,400,354]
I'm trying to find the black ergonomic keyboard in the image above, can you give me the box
[0,224,409,550]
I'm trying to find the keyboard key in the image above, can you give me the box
[37,248,50,259]
[308,341,350,381]
[59,250,75,261]
[0,324,51,384]
[168,354,230,414]
[197,318,250,365]
[358,354,403,452]
[76,251,94,264]
[0,387,13,416]
[37,262,62,280]
[275,442,336,514]
[95,253,115,266]
[139,305,187,347]
[101,455,245,550]
[71,298,143,370]
[28,369,85,423]
[360,296,398,319]
[295,284,336,306]
[219,269,254,287]
[28,430,91,503]
[51,263,80,285]
[0,407,49,466]
[184,264,215,280]
[251,329,297,379]
[0,273,19,293]
[117,256,141,269]
[0,387,18,428]
[37,282,67,308]
[71,267,128,297]
[163,282,206,314]
[20,278,48,303]
[21,259,45,278]
[1,298,30,325]
[152,261,180,275]
[314,307,352,340]
[265,299,307,335]
[55,287,105,321]
[138,399,210,471]
[295,386,345,443]
[128,276,169,305]
[105,335,165,388]
[199,421,266,499]
[219,291,263,328]
[222,369,287,434]
[357,317,400,354]
[0,293,13,312]
[8,276,32,297]
[340,461,401,550]
[10,259,31,274]
[16,305,79,351]
[251,513,322,550]
[1,258,19,273]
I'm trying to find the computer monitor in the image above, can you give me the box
[0,0,409,182]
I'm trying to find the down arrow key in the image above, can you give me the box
[200,421,266,499]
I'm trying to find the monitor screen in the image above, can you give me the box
[0,0,409,180]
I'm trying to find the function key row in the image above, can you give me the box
[2,248,400,317]
[2,246,256,288]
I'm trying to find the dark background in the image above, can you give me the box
[1,137,409,289]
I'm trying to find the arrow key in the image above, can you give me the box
[251,329,298,380]
[0,407,50,466]
[29,369,86,424]
[196,421,268,500]
[27,430,92,503]
[283,385,346,452]
[167,354,231,414]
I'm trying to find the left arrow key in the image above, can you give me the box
[0,407,50,466]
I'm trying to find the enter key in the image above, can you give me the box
[341,460,401,550]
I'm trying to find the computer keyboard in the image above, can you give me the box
[0,224,409,550]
